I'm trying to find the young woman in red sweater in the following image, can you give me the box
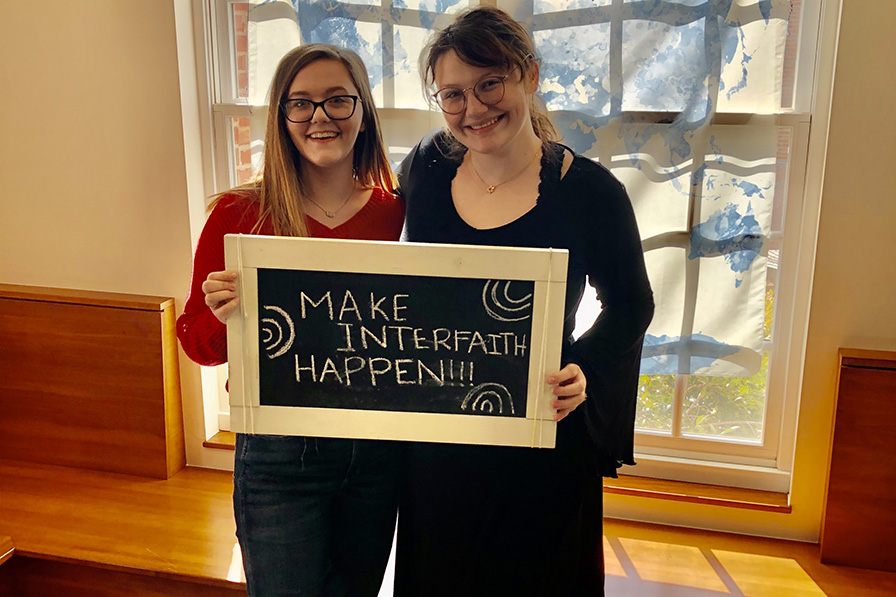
[177,44,404,597]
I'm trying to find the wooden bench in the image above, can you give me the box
[0,284,185,478]
[0,285,244,594]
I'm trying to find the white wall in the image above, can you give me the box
[0,0,225,469]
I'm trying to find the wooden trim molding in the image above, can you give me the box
[0,283,174,312]
[839,347,896,370]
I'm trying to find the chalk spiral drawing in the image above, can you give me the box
[261,305,295,359]
[482,281,532,322]
[461,383,514,415]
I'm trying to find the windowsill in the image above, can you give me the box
[605,475,791,513]
[203,431,790,513]
[203,431,236,450]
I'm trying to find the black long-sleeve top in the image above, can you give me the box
[399,131,654,477]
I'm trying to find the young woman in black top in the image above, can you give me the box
[395,7,654,596]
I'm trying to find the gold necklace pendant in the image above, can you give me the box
[307,185,354,219]
[469,149,540,195]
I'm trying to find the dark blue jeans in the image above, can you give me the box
[233,434,402,597]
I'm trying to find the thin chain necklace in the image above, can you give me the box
[468,149,540,194]
[305,184,355,219]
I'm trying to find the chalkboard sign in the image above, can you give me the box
[225,234,568,448]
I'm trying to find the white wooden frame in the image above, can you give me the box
[225,234,568,448]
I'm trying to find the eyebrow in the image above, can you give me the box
[287,86,351,98]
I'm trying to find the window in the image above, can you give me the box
[544,0,819,491]
[199,0,825,491]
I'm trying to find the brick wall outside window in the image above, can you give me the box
[231,3,253,185]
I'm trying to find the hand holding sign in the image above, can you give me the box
[202,270,240,323]
[547,362,587,422]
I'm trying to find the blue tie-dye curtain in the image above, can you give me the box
[247,0,791,378]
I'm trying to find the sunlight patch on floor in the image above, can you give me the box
[712,550,827,597]
[619,537,730,592]
[604,536,628,577]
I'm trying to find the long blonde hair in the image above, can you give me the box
[223,44,395,237]
[421,6,558,150]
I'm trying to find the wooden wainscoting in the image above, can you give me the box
[0,284,185,479]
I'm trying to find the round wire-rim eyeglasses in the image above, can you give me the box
[281,95,360,123]
[432,75,509,115]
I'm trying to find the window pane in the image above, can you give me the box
[230,116,255,186]
[536,24,612,117]
[681,352,768,442]
[394,25,433,110]
[639,247,688,376]
[679,255,776,443]
[717,9,790,114]
[233,2,249,101]
[622,19,708,113]
[637,374,675,433]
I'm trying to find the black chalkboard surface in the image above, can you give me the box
[225,234,568,448]
[258,268,533,417]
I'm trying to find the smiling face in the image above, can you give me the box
[284,58,365,172]
[433,50,538,157]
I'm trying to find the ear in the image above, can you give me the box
[524,63,540,94]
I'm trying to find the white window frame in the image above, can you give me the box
[189,0,833,493]
[629,110,814,492]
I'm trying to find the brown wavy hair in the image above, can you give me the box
[220,44,395,237]
[421,6,558,148]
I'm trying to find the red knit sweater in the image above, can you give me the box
[176,189,405,366]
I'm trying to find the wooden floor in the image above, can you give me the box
[1,458,894,596]
[601,519,896,597]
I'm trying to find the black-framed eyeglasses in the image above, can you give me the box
[281,95,360,123]
[432,74,509,115]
